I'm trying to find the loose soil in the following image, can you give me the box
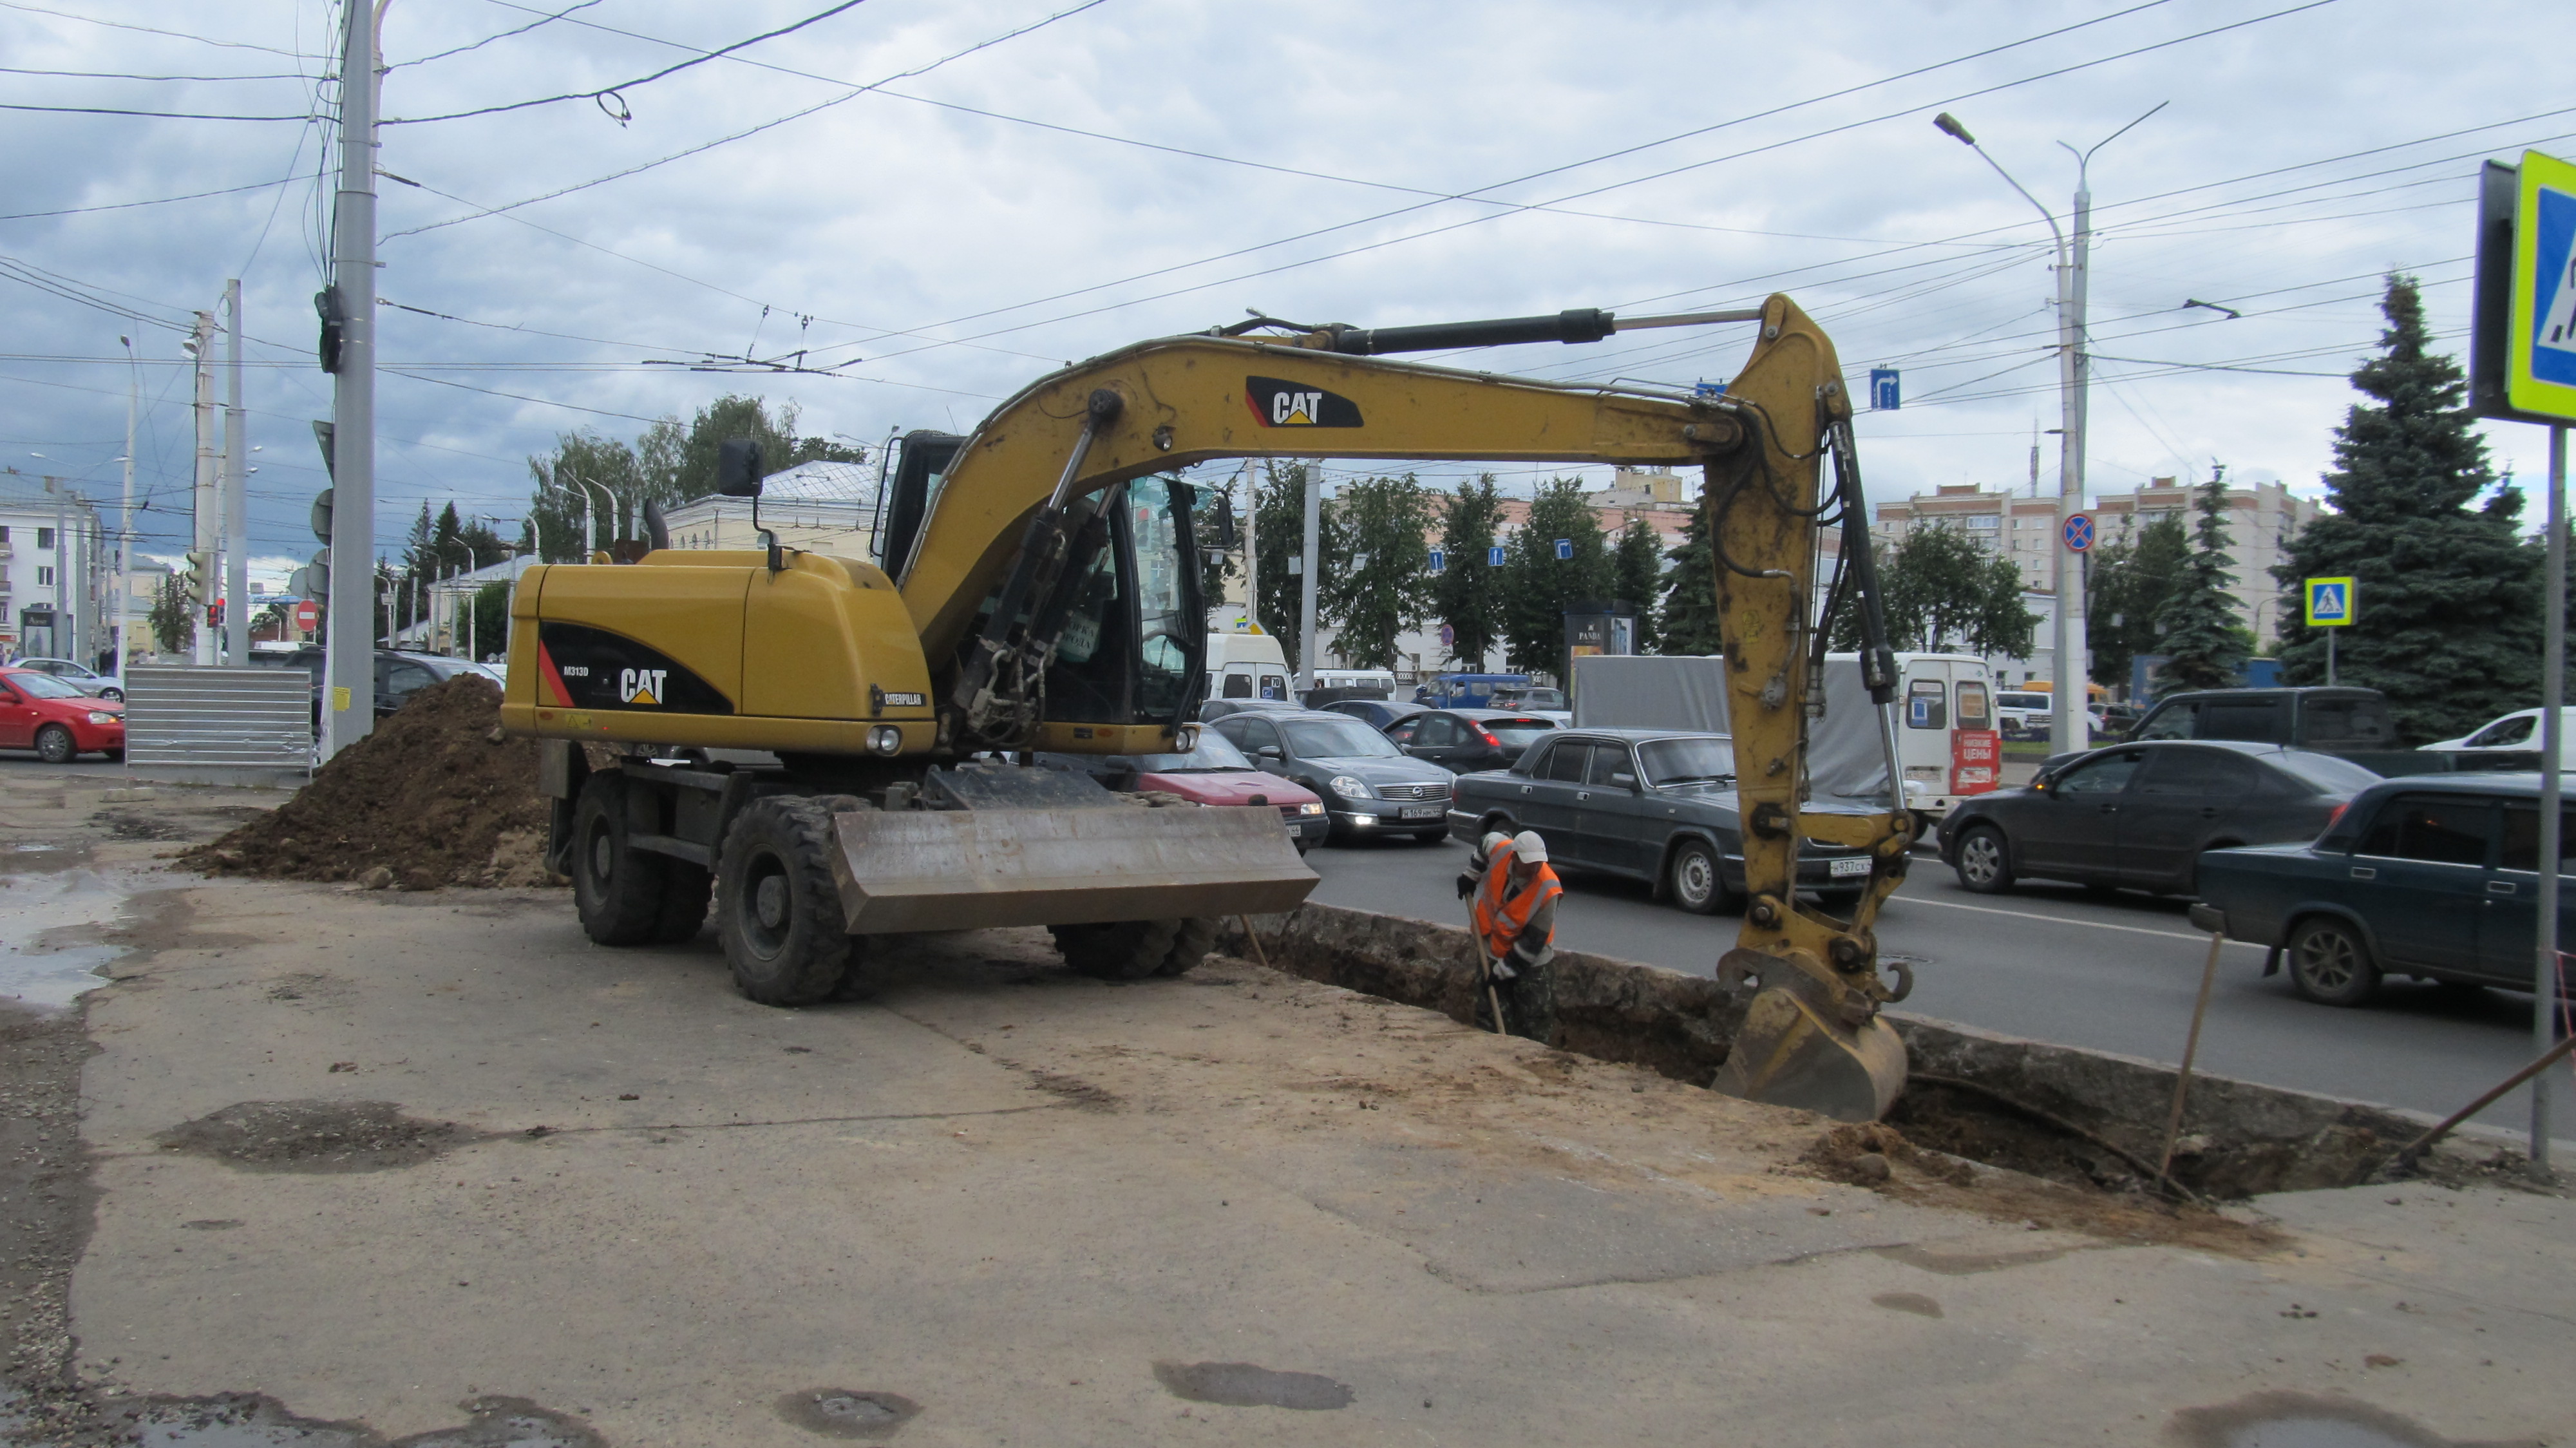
[180,677,563,890]
[154,1100,476,1174]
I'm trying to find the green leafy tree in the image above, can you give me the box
[1432,475,1507,668]
[2086,511,2190,689]
[1835,524,2036,656]
[1659,504,1722,655]
[1320,475,1434,669]
[524,396,863,562]
[2271,274,2542,741]
[469,582,512,663]
[2153,471,2249,690]
[1612,516,1665,652]
[527,432,647,562]
[1253,462,1344,673]
[147,573,194,655]
[1499,477,1612,676]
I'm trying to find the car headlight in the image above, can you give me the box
[88,711,119,725]
[1328,775,1375,801]
[1298,801,1325,815]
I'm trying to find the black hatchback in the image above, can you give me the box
[1937,740,2380,897]
[1384,709,1558,773]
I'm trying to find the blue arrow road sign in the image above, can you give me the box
[1555,538,1573,560]
[1488,545,1504,567]
[1426,549,1444,573]
[1869,368,1900,410]
[2062,513,2096,552]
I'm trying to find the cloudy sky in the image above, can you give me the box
[1,0,2564,582]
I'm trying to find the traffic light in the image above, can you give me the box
[185,549,213,605]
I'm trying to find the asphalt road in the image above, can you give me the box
[1305,832,2569,1134]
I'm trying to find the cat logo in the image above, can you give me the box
[618,667,669,706]
[1245,376,1363,428]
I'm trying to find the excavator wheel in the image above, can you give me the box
[1049,919,1184,981]
[654,862,713,944]
[715,797,856,1006]
[1155,917,1221,978]
[572,773,670,947]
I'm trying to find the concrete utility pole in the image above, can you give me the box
[120,336,136,670]
[1935,106,2157,755]
[223,278,251,665]
[49,479,68,658]
[2537,424,2567,1177]
[1297,468,1320,692]
[323,0,382,758]
[189,310,216,664]
[1239,459,1258,633]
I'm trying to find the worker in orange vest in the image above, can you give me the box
[1470,830,1562,1040]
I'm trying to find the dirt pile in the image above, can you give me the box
[182,676,564,890]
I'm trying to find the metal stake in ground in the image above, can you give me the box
[2159,925,2227,1177]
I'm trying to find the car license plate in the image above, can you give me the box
[1399,805,1443,821]
[1828,856,1872,878]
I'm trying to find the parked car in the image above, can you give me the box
[1318,698,1427,730]
[2423,707,2575,771]
[0,667,126,763]
[1446,729,1872,913]
[1383,709,1558,773]
[2118,687,2407,761]
[1938,741,2379,898]
[1200,696,1306,723]
[1206,708,1455,842]
[1488,685,1571,725]
[1996,689,2053,741]
[1416,672,1529,709]
[1037,730,1328,853]
[2194,774,2575,1005]
[10,656,122,702]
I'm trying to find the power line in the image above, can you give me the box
[383,0,876,126]
[0,64,312,81]
[0,102,316,121]
[385,1,602,70]
[383,0,1110,238]
[0,1,320,57]
[0,173,312,223]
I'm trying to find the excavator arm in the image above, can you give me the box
[895,294,1911,1118]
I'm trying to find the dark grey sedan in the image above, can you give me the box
[1937,741,2379,898]
[1446,729,1873,913]
[1384,709,1558,774]
[1209,709,1455,843]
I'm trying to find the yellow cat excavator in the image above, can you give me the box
[500,293,1914,1120]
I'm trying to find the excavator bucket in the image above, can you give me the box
[1713,982,1908,1123]
[826,783,1318,935]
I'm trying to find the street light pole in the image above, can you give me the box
[323,0,383,759]
[119,336,136,672]
[223,278,250,666]
[1936,106,2159,755]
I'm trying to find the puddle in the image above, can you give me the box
[155,1101,475,1174]
[2167,1391,2542,1448]
[1153,1362,1352,1411]
[0,866,137,1008]
[776,1389,922,1440]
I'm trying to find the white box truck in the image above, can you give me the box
[1573,652,2000,818]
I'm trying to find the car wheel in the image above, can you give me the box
[1953,824,2014,895]
[99,687,123,703]
[1667,838,1734,915]
[2287,917,2380,1007]
[34,724,76,765]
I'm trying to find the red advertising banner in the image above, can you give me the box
[1952,729,2000,795]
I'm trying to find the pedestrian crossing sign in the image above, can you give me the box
[2304,576,2354,627]
[2510,149,2576,422]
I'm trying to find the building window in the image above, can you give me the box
[37,566,55,586]
[37,528,55,548]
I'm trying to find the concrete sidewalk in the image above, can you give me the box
[3,775,2570,1446]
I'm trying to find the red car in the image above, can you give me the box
[1039,730,1329,852]
[0,666,126,763]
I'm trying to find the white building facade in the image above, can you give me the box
[0,480,106,663]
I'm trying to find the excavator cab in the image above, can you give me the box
[1025,478,1207,732]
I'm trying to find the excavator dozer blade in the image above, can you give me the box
[1712,984,1908,1122]
[828,804,1319,935]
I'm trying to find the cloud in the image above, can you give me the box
[0,0,2559,572]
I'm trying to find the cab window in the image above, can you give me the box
[1231,716,1282,756]
[1414,716,1458,748]
[2133,701,2199,741]
[1954,681,1992,730]
[1585,743,1634,787]
[2466,714,2535,748]
[2201,698,2284,742]
[2356,798,2494,866]
[2499,806,2576,872]
[1220,673,1253,699]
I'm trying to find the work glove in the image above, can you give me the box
[1455,871,1479,899]
[1486,957,1519,983]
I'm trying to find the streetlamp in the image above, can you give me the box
[556,473,616,560]
[1933,102,2162,756]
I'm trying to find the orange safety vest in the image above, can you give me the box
[1474,854,1562,962]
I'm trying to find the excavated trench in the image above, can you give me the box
[1219,904,2423,1203]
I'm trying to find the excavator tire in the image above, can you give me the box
[715,797,855,1007]
[572,773,669,947]
[654,862,714,944]
[1048,919,1184,981]
[1155,917,1221,977]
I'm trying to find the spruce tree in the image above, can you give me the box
[2271,274,2541,742]
[1612,517,1665,652]
[1659,504,1721,654]
[2154,471,2247,691]
[1432,475,1506,668]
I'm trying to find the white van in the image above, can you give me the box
[1206,633,1292,702]
[1877,653,2000,814]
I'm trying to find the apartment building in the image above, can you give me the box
[0,483,105,661]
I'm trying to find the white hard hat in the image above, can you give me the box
[1511,830,1548,864]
